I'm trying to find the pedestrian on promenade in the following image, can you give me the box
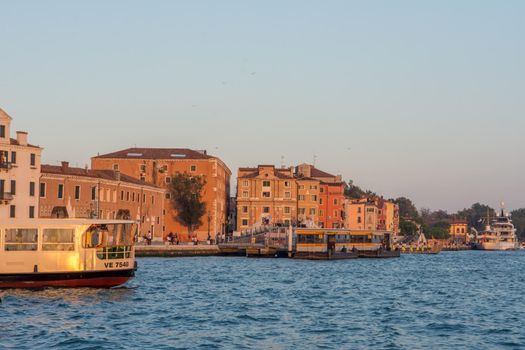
[146,230,152,245]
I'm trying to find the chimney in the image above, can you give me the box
[61,161,69,171]
[16,131,28,146]
[115,170,121,181]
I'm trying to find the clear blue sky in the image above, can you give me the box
[1,0,524,212]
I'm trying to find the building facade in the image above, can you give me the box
[345,197,400,234]
[237,165,298,228]
[92,148,231,241]
[236,164,346,230]
[449,219,469,242]
[40,162,165,240]
[0,108,42,222]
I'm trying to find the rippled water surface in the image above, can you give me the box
[1,251,524,349]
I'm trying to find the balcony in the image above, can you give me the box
[0,161,12,171]
[0,192,14,203]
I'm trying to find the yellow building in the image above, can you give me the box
[449,220,469,242]
[0,108,42,221]
[236,165,297,229]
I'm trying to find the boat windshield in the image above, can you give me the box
[83,223,136,249]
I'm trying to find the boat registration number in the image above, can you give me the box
[104,261,130,268]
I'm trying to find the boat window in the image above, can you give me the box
[43,229,75,251]
[4,229,38,251]
[297,234,325,244]
[83,224,135,248]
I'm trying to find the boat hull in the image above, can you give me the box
[358,249,400,258]
[294,251,359,260]
[0,268,135,289]
[473,242,520,251]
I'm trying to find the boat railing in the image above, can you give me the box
[96,245,133,260]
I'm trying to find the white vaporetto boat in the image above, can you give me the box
[473,206,520,251]
[0,219,137,289]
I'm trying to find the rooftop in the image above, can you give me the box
[93,148,213,160]
[42,163,161,188]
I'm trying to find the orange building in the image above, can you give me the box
[295,164,345,229]
[92,148,231,241]
[40,162,165,240]
[236,163,345,230]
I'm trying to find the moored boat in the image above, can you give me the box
[0,219,138,289]
[294,228,398,260]
[472,206,520,251]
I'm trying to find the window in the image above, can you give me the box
[242,206,248,213]
[91,186,97,201]
[113,164,119,171]
[320,198,323,205]
[165,192,171,199]
[10,180,16,195]
[242,180,249,187]
[4,229,38,251]
[262,181,270,187]
[285,192,291,198]
[9,205,15,218]
[334,199,338,205]
[358,217,362,224]
[284,181,290,187]
[132,192,135,202]
[0,125,5,138]
[190,165,197,172]
[11,151,16,164]
[262,191,271,198]
[140,164,146,172]
[74,185,80,200]
[58,184,64,199]
[40,182,46,198]
[28,182,40,199]
[242,219,249,226]
[333,210,338,218]
[151,196,155,204]
[120,191,124,201]
[126,192,130,201]
[284,206,291,214]
[310,185,317,190]
[165,177,172,184]
[319,210,324,217]
[242,191,249,198]
[320,188,324,193]
[84,224,136,260]
[299,185,304,189]
[311,195,317,201]
[30,153,36,167]
[29,206,35,219]
[298,195,305,201]
[299,208,306,215]
[43,229,75,251]
[310,208,316,215]
[263,207,270,213]
[358,207,362,213]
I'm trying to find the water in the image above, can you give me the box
[1,251,524,350]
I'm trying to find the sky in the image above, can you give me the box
[1,0,524,212]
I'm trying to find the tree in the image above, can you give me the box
[511,208,525,241]
[170,173,207,239]
[344,184,366,199]
[399,218,418,236]
[394,197,419,219]
[456,203,495,231]
[424,221,450,239]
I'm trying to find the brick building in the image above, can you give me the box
[0,108,42,221]
[236,163,346,230]
[92,148,231,241]
[40,162,165,240]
